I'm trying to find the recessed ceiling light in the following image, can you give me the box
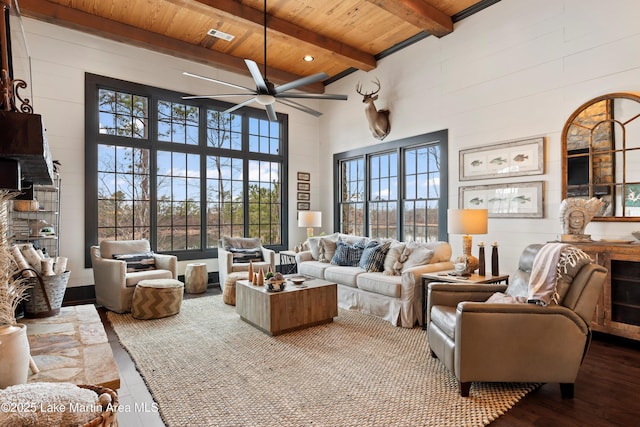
[207,29,234,42]
[303,55,314,62]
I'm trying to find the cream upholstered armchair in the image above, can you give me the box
[218,237,275,290]
[91,239,177,313]
[426,243,607,398]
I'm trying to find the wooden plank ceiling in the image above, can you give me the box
[17,0,498,93]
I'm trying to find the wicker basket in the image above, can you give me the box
[79,384,118,427]
[23,270,70,318]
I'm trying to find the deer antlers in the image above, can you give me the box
[355,78,381,97]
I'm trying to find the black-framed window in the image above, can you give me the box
[334,130,448,242]
[85,73,288,265]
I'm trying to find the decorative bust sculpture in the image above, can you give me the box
[559,197,603,241]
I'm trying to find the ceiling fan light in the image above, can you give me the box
[255,94,276,105]
[303,55,314,62]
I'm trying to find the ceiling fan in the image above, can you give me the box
[182,0,347,121]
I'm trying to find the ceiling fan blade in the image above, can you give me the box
[276,93,348,101]
[245,59,269,93]
[277,99,322,117]
[275,72,329,94]
[223,98,257,115]
[182,94,255,100]
[182,71,254,92]
[265,104,278,122]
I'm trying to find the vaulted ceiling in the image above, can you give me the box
[17,0,500,93]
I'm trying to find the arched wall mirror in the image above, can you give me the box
[562,92,640,221]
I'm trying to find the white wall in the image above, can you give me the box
[19,0,640,286]
[321,0,640,273]
[22,19,320,287]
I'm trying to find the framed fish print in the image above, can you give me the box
[459,181,544,218]
[459,137,545,181]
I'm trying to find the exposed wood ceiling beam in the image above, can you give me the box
[17,0,326,93]
[185,0,377,72]
[365,0,453,37]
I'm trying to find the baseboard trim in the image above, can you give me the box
[63,272,220,306]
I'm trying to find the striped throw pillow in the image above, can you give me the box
[112,252,156,272]
[359,240,392,272]
[330,238,366,266]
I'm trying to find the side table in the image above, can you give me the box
[421,271,509,330]
[184,262,208,293]
[279,250,297,274]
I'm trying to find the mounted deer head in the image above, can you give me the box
[355,78,390,140]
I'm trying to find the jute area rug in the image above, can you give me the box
[107,295,536,426]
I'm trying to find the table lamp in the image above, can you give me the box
[447,208,488,274]
[298,211,322,238]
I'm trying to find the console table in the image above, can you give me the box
[566,241,640,341]
[19,304,120,390]
[421,271,509,330]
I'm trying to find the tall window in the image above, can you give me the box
[334,131,448,243]
[338,158,365,235]
[369,152,398,239]
[85,74,288,264]
[403,145,441,242]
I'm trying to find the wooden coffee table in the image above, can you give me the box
[235,277,338,335]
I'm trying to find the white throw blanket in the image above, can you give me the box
[527,243,570,306]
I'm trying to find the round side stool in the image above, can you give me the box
[132,278,184,320]
[185,263,208,293]
[223,272,249,306]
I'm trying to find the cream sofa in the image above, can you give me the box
[295,233,453,328]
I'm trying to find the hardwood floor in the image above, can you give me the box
[100,288,640,426]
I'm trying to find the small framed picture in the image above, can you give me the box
[297,172,310,181]
[297,192,310,201]
[297,182,310,191]
[297,202,310,210]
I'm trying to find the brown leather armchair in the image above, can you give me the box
[426,243,607,397]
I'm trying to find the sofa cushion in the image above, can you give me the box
[383,242,406,275]
[112,251,156,272]
[330,238,367,266]
[324,266,365,288]
[318,235,339,263]
[298,260,332,279]
[357,272,402,298]
[100,239,151,259]
[359,240,391,272]
[402,242,435,271]
[307,237,322,260]
[124,268,173,287]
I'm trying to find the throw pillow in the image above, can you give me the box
[402,242,435,271]
[318,236,339,263]
[307,236,322,260]
[359,240,392,272]
[228,248,263,263]
[383,242,406,275]
[330,238,367,266]
[112,251,156,272]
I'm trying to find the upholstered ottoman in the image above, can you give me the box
[132,278,184,320]
[223,272,249,306]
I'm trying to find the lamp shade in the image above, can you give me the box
[298,211,322,228]
[447,209,488,235]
